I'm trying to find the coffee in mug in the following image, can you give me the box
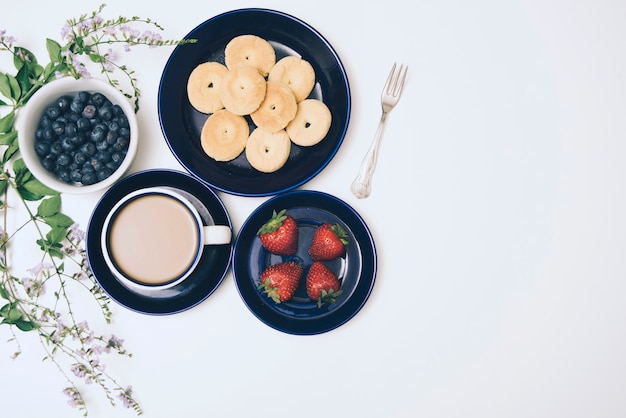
[102,187,231,289]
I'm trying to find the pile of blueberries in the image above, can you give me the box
[34,91,131,186]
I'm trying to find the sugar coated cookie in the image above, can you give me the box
[250,80,298,132]
[245,128,291,173]
[268,56,316,102]
[286,99,332,147]
[200,109,249,161]
[225,34,276,77]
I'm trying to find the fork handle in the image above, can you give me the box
[350,112,388,199]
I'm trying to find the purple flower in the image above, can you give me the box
[68,223,86,242]
[106,335,124,352]
[63,387,84,408]
[118,386,134,408]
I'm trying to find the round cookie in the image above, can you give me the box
[250,80,298,132]
[200,109,249,161]
[187,61,229,114]
[245,128,291,173]
[224,34,276,77]
[268,56,316,102]
[286,99,332,147]
[219,66,267,115]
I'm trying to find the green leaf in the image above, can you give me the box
[0,73,11,101]
[0,111,15,134]
[46,226,68,245]
[7,74,20,102]
[18,178,59,200]
[12,157,27,176]
[46,38,63,62]
[0,130,17,145]
[0,178,8,196]
[15,65,31,97]
[0,287,9,300]
[42,212,74,228]
[13,47,38,70]
[1,138,19,163]
[89,53,106,64]
[37,195,61,217]
[15,319,36,332]
[7,306,22,322]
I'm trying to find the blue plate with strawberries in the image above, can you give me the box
[233,190,377,335]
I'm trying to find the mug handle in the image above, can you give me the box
[202,225,231,245]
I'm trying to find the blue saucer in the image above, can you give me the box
[86,170,233,315]
[233,190,377,335]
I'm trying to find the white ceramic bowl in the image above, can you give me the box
[17,77,138,194]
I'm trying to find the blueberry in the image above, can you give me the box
[81,172,97,185]
[111,152,125,164]
[82,104,97,119]
[41,127,56,142]
[34,142,50,157]
[118,127,130,140]
[111,104,124,116]
[56,153,71,166]
[58,170,71,183]
[98,105,113,121]
[89,92,107,107]
[97,167,113,182]
[73,151,87,165]
[46,106,61,119]
[70,98,84,114]
[113,137,129,152]
[70,169,83,183]
[64,123,78,137]
[76,117,91,132]
[90,158,104,171]
[38,115,53,129]
[107,120,120,132]
[41,155,56,172]
[80,142,96,157]
[90,127,106,143]
[96,140,109,152]
[78,91,90,102]
[56,96,72,112]
[49,141,63,155]
[113,115,129,129]
[95,150,111,162]
[105,130,118,145]
[60,137,74,152]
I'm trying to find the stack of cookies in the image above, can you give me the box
[186,35,332,173]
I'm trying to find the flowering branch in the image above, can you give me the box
[0,4,193,416]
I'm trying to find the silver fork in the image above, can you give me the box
[350,62,408,199]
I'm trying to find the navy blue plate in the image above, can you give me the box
[86,170,233,315]
[158,8,351,197]
[233,190,377,335]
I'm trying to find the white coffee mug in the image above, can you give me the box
[101,187,231,290]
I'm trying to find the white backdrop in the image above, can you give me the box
[1,0,626,417]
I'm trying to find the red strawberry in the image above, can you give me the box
[257,261,303,303]
[257,209,299,256]
[308,223,349,261]
[306,262,343,308]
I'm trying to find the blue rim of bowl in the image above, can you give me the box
[86,169,233,315]
[158,8,351,197]
[233,190,377,335]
